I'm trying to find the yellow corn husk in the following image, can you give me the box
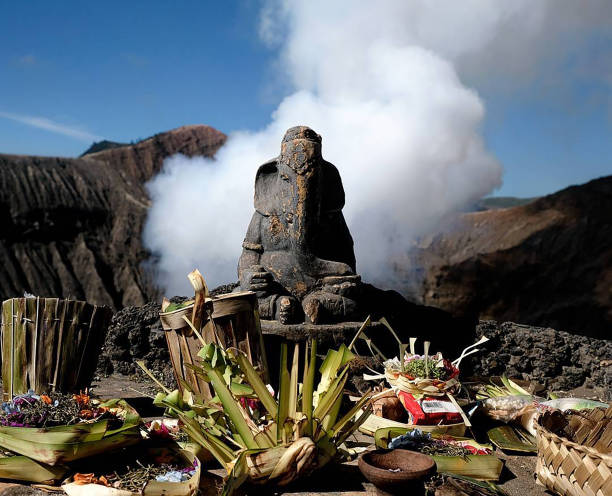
[0,453,68,483]
[62,448,200,496]
[0,399,141,465]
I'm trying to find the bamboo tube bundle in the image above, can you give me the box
[159,270,269,400]
[1,297,112,400]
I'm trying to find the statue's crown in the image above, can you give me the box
[282,126,321,144]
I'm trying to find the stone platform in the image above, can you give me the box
[261,319,385,346]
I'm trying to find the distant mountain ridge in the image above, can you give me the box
[0,125,226,309]
[476,196,537,211]
[80,140,127,156]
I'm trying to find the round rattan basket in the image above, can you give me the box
[535,414,612,496]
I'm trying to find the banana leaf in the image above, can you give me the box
[375,427,503,481]
[0,452,68,483]
[487,425,537,453]
[0,399,141,465]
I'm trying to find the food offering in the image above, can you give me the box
[375,427,504,481]
[354,321,487,435]
[62,448,200,496]
[0,391,140,465]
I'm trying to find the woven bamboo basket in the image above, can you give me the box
[1,297,112,399]
[384,369,460,397]
[535,414,612,496]
[160,290,269,400]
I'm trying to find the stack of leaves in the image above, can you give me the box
[146,339,372,496]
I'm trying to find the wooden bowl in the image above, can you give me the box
[358,449,436,494]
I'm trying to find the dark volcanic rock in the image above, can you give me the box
[465,321,611,395]
[401,175,612,339]
[0,125,226,309]
[96,301,176,388]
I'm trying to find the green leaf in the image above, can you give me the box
[231,349,278,418]
[301,340,317,436]
[330,394,372,438]
[288,343,300,419]
[487,426,537,453]
[203,363,259,450]
[276,343,290,443]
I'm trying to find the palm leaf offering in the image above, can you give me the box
[146,339,372,496]
[486,425,537,453]
[375,427,503,481]
[0,392,140,465]
[62,448,200,496]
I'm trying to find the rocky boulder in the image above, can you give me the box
[466,321,611,396]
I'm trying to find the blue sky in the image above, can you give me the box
[1,1,610,198]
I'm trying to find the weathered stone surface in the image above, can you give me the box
[237,126,362,324]
[465,321,611,396]
[0,125,226,309]
[401,175,612,339]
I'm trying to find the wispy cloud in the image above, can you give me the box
[0,111,103,142]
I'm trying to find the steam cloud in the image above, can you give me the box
[144,0,610,295]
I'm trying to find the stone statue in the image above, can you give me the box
[237,126,363,324]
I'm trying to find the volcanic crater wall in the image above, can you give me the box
[400,175,612,339]
[0,126,226,309]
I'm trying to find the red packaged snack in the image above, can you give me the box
[397,391,463,425]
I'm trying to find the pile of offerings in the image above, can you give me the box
[0,391,119,428]
[63,448,200,496]
[375,428,503,481]
[383,349,462,426]
[146,341,372,496]
[356,324,488,435]
[0,390,141,482]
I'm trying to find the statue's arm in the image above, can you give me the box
[240,212,264,268]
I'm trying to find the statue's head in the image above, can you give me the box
[280,126,322,174]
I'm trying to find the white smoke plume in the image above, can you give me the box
[144,0,610,296]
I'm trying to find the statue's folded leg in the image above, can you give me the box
[256,294,301,324]
[302,291,359,324]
